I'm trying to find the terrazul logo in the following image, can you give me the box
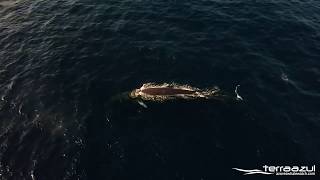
[233,165,316,175]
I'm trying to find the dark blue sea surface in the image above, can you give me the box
[0,0,320,179]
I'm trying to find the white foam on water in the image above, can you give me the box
[235,85,243,101]
[281,72,289,82]
[137,100,148,108]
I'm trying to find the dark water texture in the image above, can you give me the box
[0,0,320,179]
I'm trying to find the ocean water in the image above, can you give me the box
[0,0,319,179]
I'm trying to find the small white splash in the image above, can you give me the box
[31,171,35,180]
[105,114,113,127]
[137,100,148,108]
[235,85,243,101]
[106,115,110,123]
[18,103,23,115]
[281,72,289,82]
[30,160,37,180]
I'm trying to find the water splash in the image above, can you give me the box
[137,100,148,108]
[235,85,243,101]
[281,72,289,82]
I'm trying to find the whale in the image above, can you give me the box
[129,83,225,102]
[108,82,243,109]
[140,87,196,95]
